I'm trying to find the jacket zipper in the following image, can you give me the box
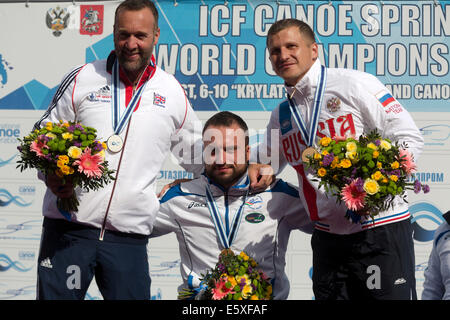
[99,80,140,241]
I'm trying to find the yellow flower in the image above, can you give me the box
[345,151,357,161]
[250,295,259,300]
[242,284,253,298]
[57,160,66,168]
[102,142,108,150]
[340,159,352,168]
[382,177,389,183]
[320,137,332,147]
[239,251,249,261]
[377,162,382,169]
[318,168,327,177]
[346,141,357,152]
[62,122,70,128]
[67,146,82,159]
[380,140,392,151]
[45,122,53,130]
[367,142,378,150]
[228,276,237,287]
[45,132,57,139]
[364,178,380,195]
[322,150,329,156]
[390,175,399,182]
[58,155,69,164]
[62,132,73,141]
[391,161,400,169]
[371,171,383,180]
[372,150,379,158]
[314,153,322,160]
[60,165,71,175]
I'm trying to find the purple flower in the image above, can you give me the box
[73,141,82,147]
[351,167,357,178]
[422,184,430,193]
[375,139,381,146]
[322,153,335,167]
[67,125,75,133]
[414,180,421,194]
[354,178,365,193]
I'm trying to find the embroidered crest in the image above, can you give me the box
[46,6,70,37]
[326,97,341,112]
[80,5,104,36]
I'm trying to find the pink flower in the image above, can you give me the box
[341,180,367,211]
[398,149,416,175]
[73,147,104,178]
[332,133,355,142]
[30,138,49,157]
[211,278,234,300]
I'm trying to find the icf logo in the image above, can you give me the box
[0,188,33,207]
[410,202,445,243]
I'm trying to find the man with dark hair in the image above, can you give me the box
[152,111,313,299]
[34,0,203,300]
[254,18,424,299]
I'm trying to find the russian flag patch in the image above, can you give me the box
[376,91,396,107]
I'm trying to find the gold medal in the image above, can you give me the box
[107,134,123,153]
[301,147,318,163]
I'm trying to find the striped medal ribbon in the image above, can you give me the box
[287,64,327,162]
[205,184,249,249]
[107,59,149,153]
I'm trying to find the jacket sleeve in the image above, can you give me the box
[150,197,179,238]
[33,65,84,182]
[169,82,204,178]
[422,226,450,300]
[268,179,314,234]
[250,106,288,175]
[354,74,424,163]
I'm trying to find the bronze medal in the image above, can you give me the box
[301,147,318,163]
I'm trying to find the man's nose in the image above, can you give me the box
[124,36,138,50]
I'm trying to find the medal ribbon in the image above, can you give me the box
[205,184,249,249]
[287,64,327,147]
[111,59,150,135]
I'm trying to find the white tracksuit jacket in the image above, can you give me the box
[422,221,450,300]
[34,52,203,236]
[256,59,424,235]
[151,173,314,299]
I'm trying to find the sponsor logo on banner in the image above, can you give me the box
[0,123,20,144]
[158,170,193,180]
[245,212,265,224]
[80,5,104,36]
[0,253,34,273]
[0,218,42,241]
[0,283,35,300]
[0,53,13,88]
[46,6,70,37]
[410,202,445,243]
[0,188,33,208]
[420,124,450,146]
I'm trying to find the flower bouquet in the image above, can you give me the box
[178,249,273,300]
[305,130,429,221]
[17,121,115,214]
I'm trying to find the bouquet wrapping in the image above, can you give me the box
[178,249,273,300]
[17,121,115,214]
[305,130,429,222]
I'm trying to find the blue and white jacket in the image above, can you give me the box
[422,217,450,300]
[151,173,313,299]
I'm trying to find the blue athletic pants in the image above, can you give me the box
[37,217,151,300]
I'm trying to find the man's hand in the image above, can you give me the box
[157,179,192,198]
[45,173,74,198]
[248,163,275,191]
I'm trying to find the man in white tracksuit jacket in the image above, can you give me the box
[255,19,424,299]
[152,111,313,299]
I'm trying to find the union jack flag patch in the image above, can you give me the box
[153,92,166,107]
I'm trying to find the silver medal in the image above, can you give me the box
[107,134,123,153]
